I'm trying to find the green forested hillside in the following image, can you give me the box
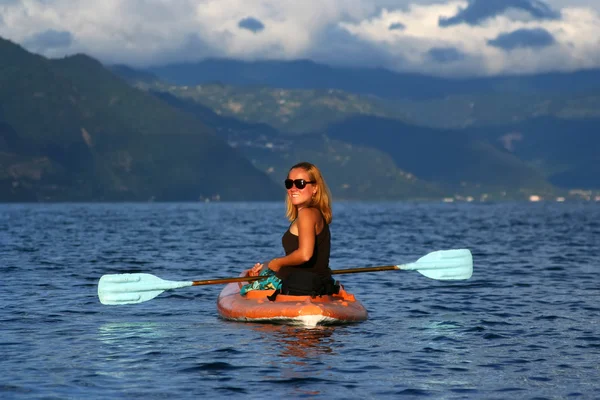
[127,72,598,193]
[150,91,442,200]
[2,38,597,203]
[132,80,600,133]
[0,38,281,202]
[144,89,555,199]
[134,80,404,133]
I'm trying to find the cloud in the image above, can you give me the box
[388,22,405,30]
[0,0,599,76]
[238,17,265,33]
[488,27,555,50]
[307,24,398,68]
[338,1,600,75]
[439,0,561,27]
[427,46,465,62]
[22,29,73,51]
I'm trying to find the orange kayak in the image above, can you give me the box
[217,271,368,326]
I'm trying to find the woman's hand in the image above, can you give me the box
[249,262,264,276]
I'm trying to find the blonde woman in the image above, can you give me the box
[242,162,336,297]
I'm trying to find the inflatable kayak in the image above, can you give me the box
[217,271,368,326]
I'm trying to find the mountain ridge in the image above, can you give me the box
[0,37,282,202]
[1,36,597,202]
[122,71,599,192]
[145,58,600,101]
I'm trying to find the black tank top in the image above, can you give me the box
[276,222,331,279]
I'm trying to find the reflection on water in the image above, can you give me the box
[253,324,336,361]
[97,322,165,344]
[252,324,340,397]
[96,322,169,365]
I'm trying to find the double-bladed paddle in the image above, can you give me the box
[97,248,473,305]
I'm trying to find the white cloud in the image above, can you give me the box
[0,0,599,76]
[337,1,600,75]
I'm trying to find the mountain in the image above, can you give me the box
[3,40,596,202]
[127,65,600,192]
[471,117,600,189]
[146,58,600,101]
[144,59,600,130]
[325,116,551,193]
[149,91,443,200]
[127,80,404,134]
[110,64,160,84]
[0,38,281,202]
[117,75,555,199]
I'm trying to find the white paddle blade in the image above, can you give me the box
[98,273,193,305]
[400,249,473,280]
[99,289,167,305]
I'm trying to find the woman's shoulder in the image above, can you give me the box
[298,206,323,219]
[298,207,325,227]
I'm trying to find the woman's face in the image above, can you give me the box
[286,168,317,208]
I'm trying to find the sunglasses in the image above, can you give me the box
[284,179,315,190]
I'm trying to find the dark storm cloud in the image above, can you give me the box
[439,0,560,27]
[238,17,265,33]
[388,22,405,31]
[308,24,397,68]
[23,29,73,51]
[427,47,465,62]
[487,27,556,50]
[142,32,225,67]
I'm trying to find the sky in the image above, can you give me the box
[1,0,599,77]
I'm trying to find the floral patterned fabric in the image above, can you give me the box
[240,268,282,296]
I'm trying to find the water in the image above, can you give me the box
[1,202,599,399]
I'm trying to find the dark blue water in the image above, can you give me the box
[1,202,599,399]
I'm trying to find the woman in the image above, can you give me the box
[241,161,336,297]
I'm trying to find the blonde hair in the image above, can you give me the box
[285,162,332,224]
